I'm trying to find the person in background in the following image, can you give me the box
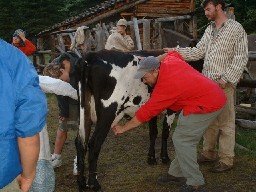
[0,39,47,191]
[164,0,248,173]
[43,52,80,176]
[105,18,134,51]
[12,29,36,56]
[112,52,226,192]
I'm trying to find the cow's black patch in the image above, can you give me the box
[133,96,142,105]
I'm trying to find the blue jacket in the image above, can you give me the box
[0,39,48,188]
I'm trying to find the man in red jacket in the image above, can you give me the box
[12,29,36,56]
[112,51,226,192]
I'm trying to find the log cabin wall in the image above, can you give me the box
[35,0,196,67]
[135,0,195,17]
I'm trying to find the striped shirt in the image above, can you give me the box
[176,19,248,86]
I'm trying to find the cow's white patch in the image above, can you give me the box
[101,56,150,120]
[166,113,176,128]
[90,96,97,124]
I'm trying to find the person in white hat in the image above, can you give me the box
[105,18,134,51]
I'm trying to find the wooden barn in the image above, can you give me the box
[34,0,197,67]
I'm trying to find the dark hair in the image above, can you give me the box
[201,0,225,10]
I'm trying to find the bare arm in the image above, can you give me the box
[112,116,142,135]
[17,134,40,192]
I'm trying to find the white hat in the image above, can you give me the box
[117,19,127,27]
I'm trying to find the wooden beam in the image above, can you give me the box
[143,19,151,50]
[249,51,256,61]
[236,105,256,116]
[133,17,142,50]
[237,79,256,88]
[236,119,256,130]
[155,15,191,22]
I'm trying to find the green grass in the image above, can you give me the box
[236,127,256,152]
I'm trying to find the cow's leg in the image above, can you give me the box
[160,110,175,164]
[87,107,116,191]
[76,118,92,192]
[76,86,93,192]
[160,115,171,164]
[148,116,158,165]
[75,134,87,191]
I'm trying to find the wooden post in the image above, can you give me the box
[143,19,150,50]
[133,17,142,50]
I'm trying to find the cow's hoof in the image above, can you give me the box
[77,176,87,191]
[147,156,157,165]
[88,180,101,192]
[161,156,171,164]
[89,185,102,192]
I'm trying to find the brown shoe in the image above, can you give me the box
[197,154,215,164]
[210,162,232,173]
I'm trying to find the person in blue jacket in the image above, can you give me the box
[0,39,48,191]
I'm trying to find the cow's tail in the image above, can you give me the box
[75,57,89,108]
[75,57,92,190]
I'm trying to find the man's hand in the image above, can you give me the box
[17,31,26,41]
[217,79,226,89]
[16,173,35,192]
[112,125,125,135]
[163,48,174,53]
[112,116,142,136]
[59,116,65,121]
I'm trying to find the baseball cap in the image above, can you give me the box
[117,19,127,27]
[134,56,160,79]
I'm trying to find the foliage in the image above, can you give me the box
[0,0,67,42]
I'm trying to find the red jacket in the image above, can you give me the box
[12,39,36,56]
[136,51,226,123]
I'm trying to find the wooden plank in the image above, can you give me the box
[137,8,191,14]
[143,20,151,50]
[249,51,256,61]
[137,4,191,10]
[236,119,256,129]
[237,79,256,88]
[236,106,256,116]
[131,13,186,17]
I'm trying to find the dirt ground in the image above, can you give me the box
[46,94,256,192]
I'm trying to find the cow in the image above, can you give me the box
[75,47,204,191]
[75,49,176,191]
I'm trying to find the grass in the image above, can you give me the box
[236,128,256,152]
[45,94,256,192]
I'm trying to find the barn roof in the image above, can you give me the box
[37,0,195,37]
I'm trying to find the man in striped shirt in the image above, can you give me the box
[165,0,248,173]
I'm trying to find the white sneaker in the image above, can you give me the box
[51,154,62,168]
[73,156,78,175]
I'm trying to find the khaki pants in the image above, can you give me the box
[58,103,79,131]
[1,179,21,192]
[202,84,235,166]
[168,109,223,186]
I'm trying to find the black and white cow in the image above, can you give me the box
[75,48,203,191]
[75,49,176,191]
